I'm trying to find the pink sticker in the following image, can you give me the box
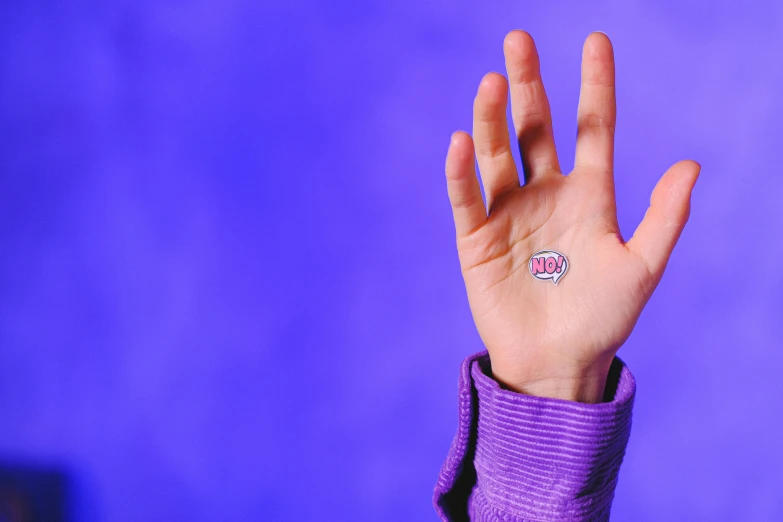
[528,250,569,285]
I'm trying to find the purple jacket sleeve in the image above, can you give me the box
[433,351,636,522]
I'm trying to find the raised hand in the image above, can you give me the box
[445,31,699,403]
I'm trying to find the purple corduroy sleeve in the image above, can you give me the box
[433,351,636,522]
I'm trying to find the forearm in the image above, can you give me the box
[434,351,635,522]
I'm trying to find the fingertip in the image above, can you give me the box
[587,31,611,45]
[449,130,472,154]
[584,31,613,59]
[452,129,473,145]
[672,159,702,188]
[683,159,701,174]
[477,72,507,96]
[650,160,700,218]
[504,29,533,53]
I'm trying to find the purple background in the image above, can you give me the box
[1,1,781,520]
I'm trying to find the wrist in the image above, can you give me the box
[490,356,615,404]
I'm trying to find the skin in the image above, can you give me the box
[444,31,700,403]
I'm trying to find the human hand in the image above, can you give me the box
[445,31,700,403]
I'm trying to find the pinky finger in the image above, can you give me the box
[446,131,486,237]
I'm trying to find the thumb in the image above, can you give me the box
[626,159,701,281]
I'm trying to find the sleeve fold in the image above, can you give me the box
[433,351,636,522]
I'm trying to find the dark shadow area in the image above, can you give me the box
[603,356,624,402]
[0,463,68,522]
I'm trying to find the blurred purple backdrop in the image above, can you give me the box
[1,1,782,521]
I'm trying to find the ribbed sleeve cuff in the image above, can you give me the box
[434,351,636,522]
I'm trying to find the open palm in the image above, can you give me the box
[445,31,699,403]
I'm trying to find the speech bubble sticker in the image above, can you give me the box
[528,250,569,286]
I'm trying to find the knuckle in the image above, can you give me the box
[578,113,616,132]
